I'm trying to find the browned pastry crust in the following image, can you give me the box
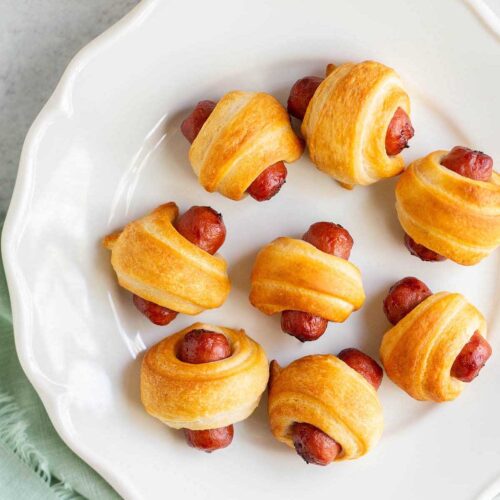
[396,150,500,265]
[302,60,410,187]
[141,323,269,429]
[249,237,365,322]
[269,355,383,460]
[380,292,487,402]
[189,91,304,200]
[103,203,230,314]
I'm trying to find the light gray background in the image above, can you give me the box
[0,0,139,220]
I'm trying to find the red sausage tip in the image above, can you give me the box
[383,276,432,325]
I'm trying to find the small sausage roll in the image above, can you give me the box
[268,354,383,464]
[396,148,500,265]
[103,203,230,321]
[290,60,413,188]
[141,323,269,452]
[249,230,365,341]
[182,91,304,201]
[381,278,491,402]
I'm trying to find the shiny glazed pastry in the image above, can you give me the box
[103,203,230,325]
[181,91,304,201]
[141,323,269,452]
[380,277,492,402]
[268,352,383,465]
[288,60,413,188]
[249,222,365,341]
[395,147,500,265]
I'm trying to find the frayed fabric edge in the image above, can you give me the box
[0,392,84,500]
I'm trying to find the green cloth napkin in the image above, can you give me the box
[0,228,121,500]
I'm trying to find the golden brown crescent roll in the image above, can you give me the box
[268,355,383,461]
[301,60,411,187]
[103,203,230,315]
[396,150,500,265]
[188,91,304,200]
[380,292,487,402]
[141,323,269,430]
[249,237,365,322]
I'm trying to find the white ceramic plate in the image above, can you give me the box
[3,0,500,498]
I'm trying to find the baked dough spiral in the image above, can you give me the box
[395,150,500,265]
[269,355,383,461]
[103,203,230,315]
[189,91,304,200]
[301,60,411,187]
[141,323,269,430]
[380,292,487,402]
[249,237,365,322]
